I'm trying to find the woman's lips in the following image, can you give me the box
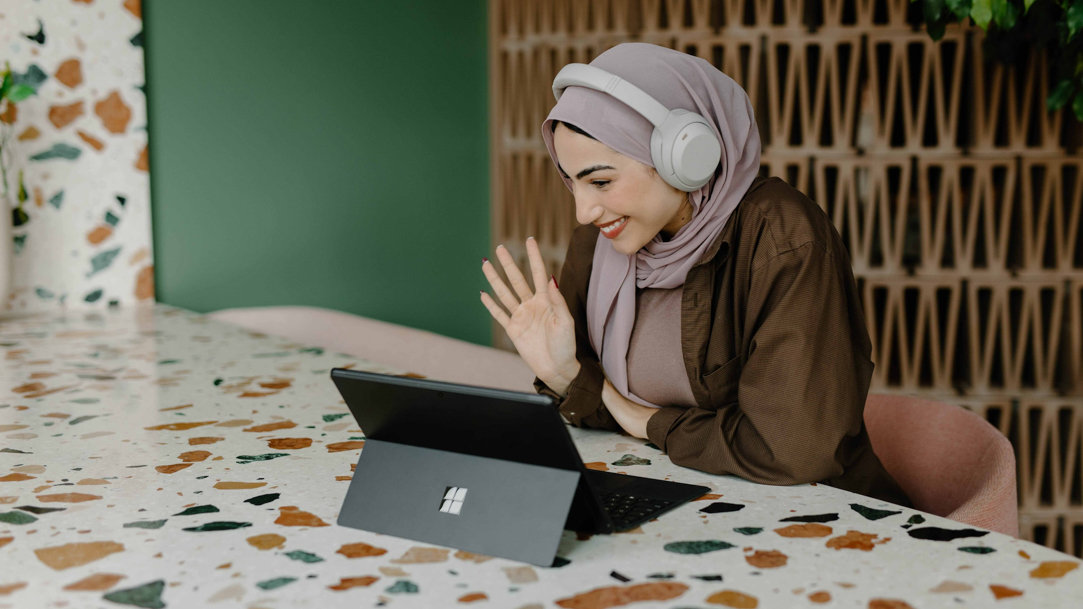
[598,216,628,239]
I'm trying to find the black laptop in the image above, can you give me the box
[330,368,710,566]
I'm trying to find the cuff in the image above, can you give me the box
[645,406,684,449]
[533,359,608,428]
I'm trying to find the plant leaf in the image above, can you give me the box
[947,0,972,20]
[1067,0,1083,37]
[1023,0,1036,13]
[17,172,27,204]
[1047,78,1075,110]
[924,0,947,23]
[990,0,1019,29]
[970,0,993,29]
[929,18,948,40]
[7,84,35,103]
[1074,90,1083,121]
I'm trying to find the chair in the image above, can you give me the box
[863,394,1019,537]
[207,306,535,392]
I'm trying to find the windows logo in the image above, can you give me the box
[440,486,468,515]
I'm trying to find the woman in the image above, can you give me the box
[480,43,908,505]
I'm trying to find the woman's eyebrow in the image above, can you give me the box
[575,164,615,179]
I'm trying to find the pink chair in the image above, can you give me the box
[207,306,536,392]
[863,394,1019,537]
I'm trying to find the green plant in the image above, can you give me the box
[1,62,37,226]
[915,0,1083,119]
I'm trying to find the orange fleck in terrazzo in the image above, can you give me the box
[0,536,12,549]
[459,592,488,603]
[556,582,689,608]
[145,421,217,431]
[775,523,833,538]
[36,492,101,503]
[808,591,831,603]
[706,589,758,608]
[0,473,35,482]
[1029,561,1079,578]
[990,584,1023,599]
[244,421,297,432]
[696,493,722,501]
[868,600,914,609]
[337,542,388,558]
[268,438,312,449]
[275,506,329,527]
[455,550,493,563]
[0,583,27,596]
[327,441,365,452]
[63,573,125,591]
[215,419,253,427]
[246,534,286,550]
[745,549,787,568]
[584,462,609,471]
[392,547,450,564]
[329,576,378,590]
[213,481,266,490]
[178,450,211,462]
[154,464,192,474]
[55,58,83,88]
[34,541,124,570]
[94,90,132,133]
[189,437,224,445]
[826,530,888,551]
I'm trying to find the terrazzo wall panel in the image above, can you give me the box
[0,0,152,312]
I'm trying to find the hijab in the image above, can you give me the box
[540,43,762,407]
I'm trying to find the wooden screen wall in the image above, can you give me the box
[489,0,1083,555]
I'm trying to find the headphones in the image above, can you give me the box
[552,63,723,192]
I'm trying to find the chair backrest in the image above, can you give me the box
[863,394,1018,537]
[207,306,537,392]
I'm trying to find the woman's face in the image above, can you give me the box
[552,123,691,255]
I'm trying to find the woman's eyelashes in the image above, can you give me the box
[590,179,610,188]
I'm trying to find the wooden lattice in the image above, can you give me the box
[489,0,1083,555]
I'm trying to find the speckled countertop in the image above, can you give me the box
[0,305,1080,608]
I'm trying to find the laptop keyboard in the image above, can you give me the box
[602,491,677,529]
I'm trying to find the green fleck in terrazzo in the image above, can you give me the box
[0,511,38,525]
[611,454,651,466]
[284,550,324,563]
[256,577,297,591]
[182,521,252,532]
[385,580,419,594]
[123,520,167,529]
[102,579,165,609]
[663,540,735,554]
[174,505,219,516]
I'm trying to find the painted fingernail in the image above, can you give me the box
[482,257,488,263]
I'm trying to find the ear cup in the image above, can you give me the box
[649,110,722,191]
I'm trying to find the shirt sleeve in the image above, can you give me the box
[534,225,620,431]
[644,240,874,485]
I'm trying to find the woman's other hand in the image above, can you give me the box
[480,237,580,395]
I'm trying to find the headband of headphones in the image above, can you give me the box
[551,63,722,191]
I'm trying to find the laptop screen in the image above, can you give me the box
[331,368,586,472]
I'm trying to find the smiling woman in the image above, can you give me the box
[479,43,910,506]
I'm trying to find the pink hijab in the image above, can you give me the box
[541,43,761,407]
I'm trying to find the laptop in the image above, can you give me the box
[330,368,709,566]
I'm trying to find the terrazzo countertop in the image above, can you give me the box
[0,305,1080,608]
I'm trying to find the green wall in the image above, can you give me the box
[145,1,491,344]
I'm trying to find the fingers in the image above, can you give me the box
[525,237,551,298]
[479,291,511,328]
[495,244,534,302]
[481,257,521,313]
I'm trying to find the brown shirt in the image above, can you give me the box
[537,177,910,505]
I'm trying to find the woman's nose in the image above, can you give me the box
[574,195,603,226]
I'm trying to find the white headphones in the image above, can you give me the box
[552,63,723,192]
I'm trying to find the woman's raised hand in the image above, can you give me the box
[480,237,580,396]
